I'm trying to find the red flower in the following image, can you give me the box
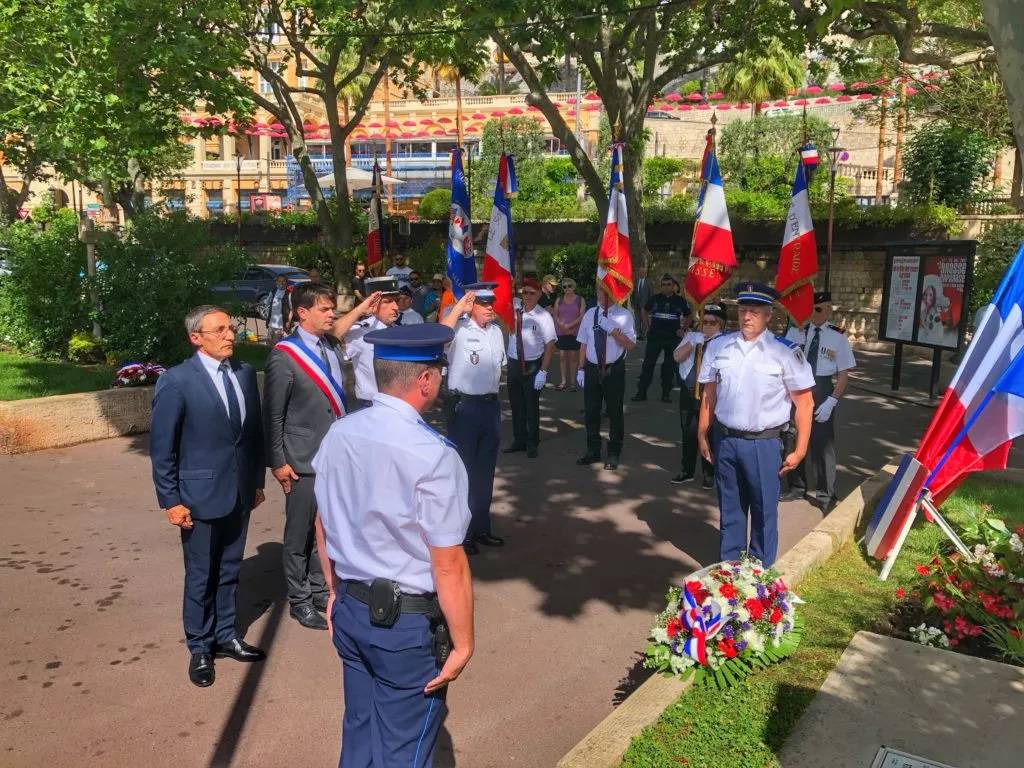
[932,591,957,613]
[745,599,765,621]
[979,593,1014,620]
[894,587,906,599]
[954,615,983,637]
[685,580,703,596]
[769,607,783,624]
[666,617,683,638]
[1011,629,1022,640]
[717,638,738,658]
[959,581,972,592]
[719,583,738,599]
[915,564,931,575]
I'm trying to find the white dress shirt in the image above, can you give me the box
[312,393,471,594]
[268,288,286,330]
[343,317,387,400]
[296,326,343,384]
[197,350,246,424]
[674,330,706,383]
[576,304,637,365]
[399,308,424,325]
[447,315,506,395]
[784,322,856,377]
[698,330,815,431]
[507,304,557,361]
[386,265,414,289]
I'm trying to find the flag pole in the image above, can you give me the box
[690,113,718,399]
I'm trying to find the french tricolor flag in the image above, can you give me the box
[775,157,818,324]
[866,242,1024,560]
[800,143,819,172]
[366,160,385,275]
[597,142,633,304]
[482,152,517,327]
[684,129,737,306]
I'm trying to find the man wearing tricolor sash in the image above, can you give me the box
[264,283,349,631]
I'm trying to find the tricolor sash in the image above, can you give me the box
[276,335,348,418]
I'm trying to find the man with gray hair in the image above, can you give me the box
[150,305,267,687]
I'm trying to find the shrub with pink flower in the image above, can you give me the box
[112,362,166,388]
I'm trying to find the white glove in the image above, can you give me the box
[597,315,616,333]
[576,369,585,389]
[513,297,524,312]
[533,370,547,391]
[814,395,838,423]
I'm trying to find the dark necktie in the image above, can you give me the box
[807,327,820,376]
[594,310,607,372]
[317,338,330,368]
[395,313,403,325]
[515,308,527,374]
[219,362,242,432]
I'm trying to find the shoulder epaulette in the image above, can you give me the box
[829,324,845,333]
[774,335,798,348]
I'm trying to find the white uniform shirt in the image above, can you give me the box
[296,326,344,385]
[197,350,246,424]
[343,317,387,400]
[576,304,637,365]
[386,265,414,290]
[399,308,424,325]
[312,393,471,594]
[447,315,506,395]
[698,330,815,431]
[784,322,856,377]
[268,287,286,330]
[507,304,557,361]
[674,330,705,383]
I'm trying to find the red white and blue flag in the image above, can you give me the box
[366,160,385,276]
[684,128,737,306]
[482,152,517,327]
[866,241,1024,560]
[775,155,819,324]
[446,147,477,298]
[275,336,347,418]
[800,142,819,172]
[597,142,633,304]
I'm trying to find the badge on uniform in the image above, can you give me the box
[793,348,805,364]
[823,348,836,362]
[470,351,480,365]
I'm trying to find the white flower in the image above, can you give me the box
[910,622,950,649]
[742,629,764,653]
[669,653,695,674]
[973,543,990,559]
[651,627,670,645]
[1010,533,1023,555]
[733,606,750,624]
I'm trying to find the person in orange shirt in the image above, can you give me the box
[438,275,457,319]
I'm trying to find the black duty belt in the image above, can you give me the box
[718,424,785,440]
[454,392,498,402]
[343,579,438,614]
[587,356,624,367]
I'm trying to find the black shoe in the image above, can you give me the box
[476,533,505,547]
[290,604,328,630]
[188,652,215,687]
[525,447,538,458]
[312,593,329,612]
[702,478,714,490]
[216,638,266,662]
[779,488,804,502]
[604,456,620,470]
[671,473,694,484]
[576,453,601,465]
[661,393,672,402]
[463,539,479,555]
[502,444,526,454]
[631,393,646,402]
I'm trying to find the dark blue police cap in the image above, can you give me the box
[463,281,498,302]
[365,323,455,362]
[735,282,779,305]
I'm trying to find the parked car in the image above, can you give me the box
[645,110,679,121]
[211,264,310,320]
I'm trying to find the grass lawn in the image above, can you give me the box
[620,473,1024,768]
[0,343,270,401]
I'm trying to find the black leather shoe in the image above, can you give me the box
[463,539,479,555]
[312,594,329,612]
[476,533,505,547]
[779,488,804,502]
[576,453,601,465]
[630,393,646,402]
[671,473,694,484]
[702,479,714,490]
[216,638,266,662]
[525,447,538,458]
[604,456,620,470]
[188,653,215,687]
[290,604,328,630]
[661,393,673,403]
[502,444,526,454]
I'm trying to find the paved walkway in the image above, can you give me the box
[0,353,938,767]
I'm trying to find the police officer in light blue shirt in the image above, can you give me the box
[441,282,507,555]
[697,283,815,566]
[312,323,474,768]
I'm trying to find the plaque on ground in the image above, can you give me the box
[871,747,958,768]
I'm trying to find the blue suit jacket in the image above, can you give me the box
[150,353,265,520]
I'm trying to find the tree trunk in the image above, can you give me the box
[875,96,888,204]
[621,151,651,275]
[1012,142,1023,211]
[0,171,26,223]
[893,77,907,185]
[983,1,1024,196]
[342,99,352,167]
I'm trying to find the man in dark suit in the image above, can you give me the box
[631,264,652,340]
[264,283,347,631]
[150,305,267,688]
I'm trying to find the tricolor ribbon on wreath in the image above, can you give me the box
[275,335,348,418]
[679,586,724,665]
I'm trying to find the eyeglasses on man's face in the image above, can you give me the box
[196,324,238,338]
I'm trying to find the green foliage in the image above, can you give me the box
[92,213,247,364]
[716,39,805,110]
[0,351,114,401]
[0,207,89,358]
[67,332,105,364]
[644,195,696,224]
[972,221,1024,314]
[417,188,452,221]
[534,244,598,302]
[642,157,691,203]
[902,121,997,208]
[403,234,448,278]
[718,114,834,189]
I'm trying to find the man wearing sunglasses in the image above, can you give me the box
[781,291,856,512]
[633,274,690,402]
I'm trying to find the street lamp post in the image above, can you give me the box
[236,154,243,244]
[824,125,845,293]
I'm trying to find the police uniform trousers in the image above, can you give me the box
[712,428,782,566]
[180,495,250,653]
[786,375,837,501]
[332,593,446,768]
[679,387,713,480]
[283,473,328,609]
[584,357,625,456]
[447,395,500,538]
[507,358,543,450]
[636,333,678,397]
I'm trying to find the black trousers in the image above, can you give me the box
[181,497,250,654]
[507,358,543,449]
[679,387,714,479]
[636,335,677,397]
[282,473,328,608]
[789,378,837,500]
[584,358,625,456]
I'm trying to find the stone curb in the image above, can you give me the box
[555,463,899,768]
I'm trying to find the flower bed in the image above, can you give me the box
[112,362,166,388]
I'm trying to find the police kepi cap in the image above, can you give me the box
[735,282,779,305]
[703,303,727,322]
[463,281,498,303]
[813,291,832,305]
[365,276,400,296]
[365,323,455,362]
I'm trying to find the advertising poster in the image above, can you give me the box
[916,254,967,349]
[885,255,920,342]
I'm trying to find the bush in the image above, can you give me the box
[93,212,247,365]
[534,243,598,302]
[68,331,104,364]
[417,188,452,221]
[645,194,696,223]
[972,221,1024,315]
[903,121,997,209]
[642,156,692,202]
[403,235,447,279]
[0,205,89,358]
[719,114,834,186]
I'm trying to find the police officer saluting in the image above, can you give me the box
[441,283,507,554]
[633,274,690,402]
[505,277,557,458]
[312,323,473,768]
[782,291,856,511]
[335,276,400,410]
[697,283,815,567]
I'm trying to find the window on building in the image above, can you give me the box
[259,61,282,95]
[271,138,287,160]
